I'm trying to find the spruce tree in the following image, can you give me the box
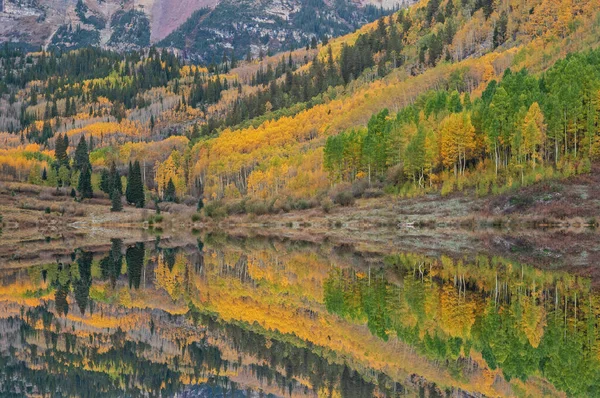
[74,136,90,172]
[55,133,69,166]
[111,189,123,212]
[125,161,133,203]
[131,160,145,208]
[77,164,93,199]
[110,162,122,195]
[100,169,111,194]
[164,178,176,202]
[197,197,204,212]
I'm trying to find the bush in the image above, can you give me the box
[363,188,384,198]
[351,179,369,198]
[333,191,355,206]
[226,200,246,215]
[294,199,311,210]
[476,179,490,197]
[204,201,227,218]
[441,179,455,197]
[246,200,269,215]
[191,213,201,222]
[578,158,592,174]
[321,197,333,213]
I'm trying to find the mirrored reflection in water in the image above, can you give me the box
[0,233,598,397]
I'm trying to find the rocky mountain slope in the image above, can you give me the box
[0,0,409,60]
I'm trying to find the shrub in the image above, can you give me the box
[294,199,311,210]
[246,200,269,215]
[578,158,592,174]
[333,191,355,206]
[363,188,384,198]
[226,200,246,215]
[321,197,333,213]
[204,201,227,218]
[476,179,490,197]
[351,179,369,197]
[441,179,454,197]
[191,213,201,222]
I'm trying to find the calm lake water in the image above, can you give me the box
[0,232,596,397]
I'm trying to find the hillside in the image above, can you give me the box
[0,0,599,225]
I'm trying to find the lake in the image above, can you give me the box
[0,228,596,397]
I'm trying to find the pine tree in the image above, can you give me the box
[55,133,69,167]
[110,162,122,195]
[164,178,176,202]
[132,160,145,208]
[125,160,145,208]
[197,197,204,212]
[74,136,90,172]
[100,169,111,194]
[111,189,123,212]
[125,161,133,203]
[77,164,93,199]
[42,167,47,181]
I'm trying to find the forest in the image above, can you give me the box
[0,0,598,219]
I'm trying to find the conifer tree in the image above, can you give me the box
[100,169,111,194]
[164,178,176,202]
[125,161,133,203]
[78,164,93,199]
[55,133,69,167]
[126,160,145,208]
[132,160,145,208]
[74,136,90,172]
[111,189,123,212]
[110,162,122,195]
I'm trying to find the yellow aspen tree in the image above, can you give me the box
[522,102,546,167]
[440,113,476,177]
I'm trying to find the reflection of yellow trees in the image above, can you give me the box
[155,252,188,301]
[439,284,476,339]
[519,293,546,348]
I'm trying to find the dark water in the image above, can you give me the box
[0,233,597,397]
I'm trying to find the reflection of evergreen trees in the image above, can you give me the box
[54,274,71,317]
[100,239,123,287]
[73,251,93,314]
[162,247,177,271]
[126,242,145,289]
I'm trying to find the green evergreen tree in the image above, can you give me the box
[126,160,145,208]
[55,133,69,167]
[111,189,123,212]
[164,178,176,202]
[77,164,93,199]
[125,161,134,203]
[100,169,111,194]
[74,136,90,172]
[110,162,122,195]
